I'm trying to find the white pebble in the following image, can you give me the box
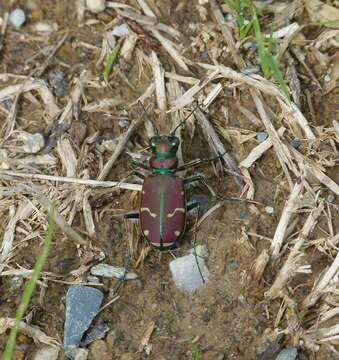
[9,9,26,28]
[265,206,274,214]
[20,132,45,154]
[111,24,129,37]
[33,22,58,34]
[90,263,138,280]
[86,0,106,13]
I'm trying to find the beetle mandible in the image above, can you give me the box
[126,105,219,251]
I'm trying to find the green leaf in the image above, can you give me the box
[103,41,123,84]
[3,209,55,360]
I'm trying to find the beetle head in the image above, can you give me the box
[149,135,180,157]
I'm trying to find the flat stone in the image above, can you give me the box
[276,347,298,360]
[21,132,45,153]
[169,254,209,293]
[90,263,138,280]
[290,138,301,149]
[86,0,106,13]
[9,9,26,28]
[256,131,269,142]
[32,346,59,360]
[111,24,129,37]
[64,285,103,356]
[241,65,261,75]
[80,322,110,346]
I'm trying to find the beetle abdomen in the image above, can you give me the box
[140,175,185,250]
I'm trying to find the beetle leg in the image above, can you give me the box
[130,159,151,171]
[176,152,226,172]
[124,211,140,219]
[186,201,200,212]
[183,175,205,185]
[133,170,146,180]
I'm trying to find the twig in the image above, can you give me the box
[267,199,324,299]
[270,181,303,258]
[0,170,142,191]
[195,108,245,190]
[97,114,146,181]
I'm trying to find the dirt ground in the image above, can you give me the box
[0,0,338,359]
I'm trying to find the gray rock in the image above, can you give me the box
[21,132,45,153]
[224,258,240,273]
[9,9,26,28]
[111,24,129,37]
[90,263,138,280]
[241,65,261,75]
[48,69,67,97]
[256,131,269,142]
[290,138,301,149]
[169,254,209,293]
[64,285,103,356]
[276,347,298,360]
[80,322,110,346]
[265,206,274,214]
[87,275,101,283]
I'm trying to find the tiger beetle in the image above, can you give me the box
[126,104,222,251]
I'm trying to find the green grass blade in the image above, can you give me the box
[103,41,123,84]
[3,209,55,360]
[191,343,201,360]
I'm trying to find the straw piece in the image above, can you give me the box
[270,182,303,258]
[0,170,142,191]
[151,51,166,111]
[57,138,78,177]
[266,200,324,299]
[240,127,286,168]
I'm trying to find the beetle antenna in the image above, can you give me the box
[170,101,200,135]
[138,100,159,135]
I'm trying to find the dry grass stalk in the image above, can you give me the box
[235,103,262,127]
[266,199,324,299]
[97,114,146,181]
[165,72,198,85]
[250,249,270,282]
[271,182,303,258]
[151,51,166,111]
[83,189,96,238]
[0,79,60,119]
[0,318,59,347]
[57,138,78,177]
[82,98,125,112]
[202,83,223,109]
[0,170,142,191]
[129,83,155,106]
[172,69,219,110]
[147,28,188,71]
[120,31,138,61]
[240,127,286,168]
[302,250,339,310]
[194,107,245,190]
[0,202,35,274]
[292,148,339,197]
[136,0,156,17]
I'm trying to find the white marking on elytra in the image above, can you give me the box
[144,229,150,236]
[141,207,157,218]
[142,191,145,195]
[174,231,181,237]
[167,208,185,218]
[181,191,184,195]
[151,241,174,248]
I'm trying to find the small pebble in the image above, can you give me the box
[87,275,101,283]
[241,65,261,75]
[89,340,111,360]
[90,263,138,280]
[324,74,331,82]
[201,50,210,61]
[290,138,301,149]
[327,194,335,203]
[111,24,129,37]
[224,258,240,273]
[21,132,45,153]
[256,131,269,142]
[81,323,110,346]
[276,347,298,360]
[169,254,209,293]
[239,210,247,220]
[33,22,58,34]
[9,276,23,291]
[265,206,274,214]
[48,69,67,97]
[118,118,130,129]
[32,346,59,360]
[86,0,106,13]
[9,9,26,28]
